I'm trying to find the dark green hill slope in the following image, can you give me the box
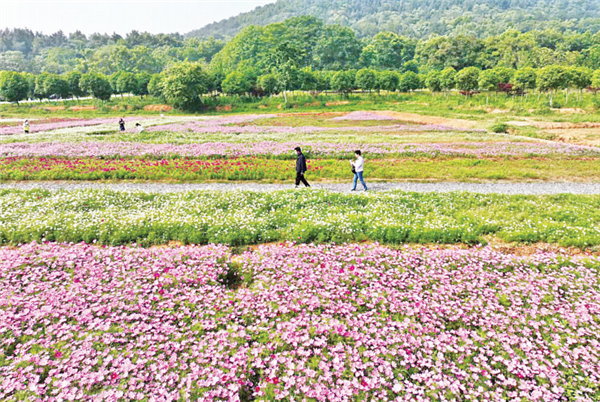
[186,0,600,39]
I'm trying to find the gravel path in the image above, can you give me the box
[1,181,600,194]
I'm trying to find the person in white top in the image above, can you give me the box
[23,119,30,134]
[350,150,368,191]
[135,123,144,133]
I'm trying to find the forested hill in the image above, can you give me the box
[187,0,600,39]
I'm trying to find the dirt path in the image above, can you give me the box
[374,111,481,129]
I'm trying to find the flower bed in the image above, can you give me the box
[0,141,597,158]
[0,117,143,136]
[1,189,599,247]
[0,242,598,401]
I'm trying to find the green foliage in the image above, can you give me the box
[362,32,416,70]
[512,67,537,91]
[537,65,566,92]
[331,71,355,94]
[425,70,443,93]
[355,69,377,91]
[456,67,481,91]
[593,69,600,88]
[63,71,84,98]
[0,71,29,104]
[440,67,456,92]
[377,71,399,92]
[258,74,278,95]
[222,71,251,96]
[116,72,138,95]
[478,69,499,92]
[398,71,421,92]
[79,72,112,101]
[490,123,509,133]
[134,72,152,97]
[160,61,209,109]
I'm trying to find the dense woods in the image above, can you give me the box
[187,0,600,39]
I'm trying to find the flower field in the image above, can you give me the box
[1,189,600,247]
[0,141,597,159]
[1,110,600,401]
[1,242,599,401]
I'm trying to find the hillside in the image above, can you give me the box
[186,0,600,39]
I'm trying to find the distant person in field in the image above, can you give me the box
[135,122,144,133]
[294,147,310,188]
[118,118,125,132]
[23,119,29,134]
[350,150,368,191]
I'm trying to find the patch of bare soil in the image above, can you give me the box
[552,108,587,114]
[373,111,480,129]
[69,106,97,111]
[549,128,600,146]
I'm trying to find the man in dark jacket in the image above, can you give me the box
[294,147,310,188]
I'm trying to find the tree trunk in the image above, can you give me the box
[550,92,553,108]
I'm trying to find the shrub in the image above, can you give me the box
[489,123,509,133]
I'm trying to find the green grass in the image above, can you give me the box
[2,91,600,125]
[1,189,599,248]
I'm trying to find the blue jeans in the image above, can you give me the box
[352,171,367,190]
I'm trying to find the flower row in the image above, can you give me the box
[0,141,597,158]
[1,242,598,401]
[0,189,599,248]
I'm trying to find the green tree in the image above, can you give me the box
[79,72,113,101]
[512,67,537,93]
[440,67,456,95]
[43,74,70,99]
[425,70,442,93]
[313,25,362,70]
[147,74,163,98]
[363,32,416,70]
[34,72,50,99]
[64,71,84,99]
[356,68,377,92]
[160,61,209,109]
[116,72,138,97]
[134,72,152,97]
[331,70,355,96]
[456,67,481,91]
[222,71,251,96]
[298,67,318,92]
[592,70,600,89]
[258,73,278,95]
[567,67,592,101]
[493,67,515,84]
[377,71,399,95]
[537,65,566,107]
[0,71,29,104]
[399,71,420,92]
[478,69,499,103]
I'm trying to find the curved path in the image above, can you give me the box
[1,181,600,194]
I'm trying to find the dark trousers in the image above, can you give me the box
[296,172,310,187]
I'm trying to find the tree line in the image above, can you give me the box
[1,62,597,109]
[4,16,600,77]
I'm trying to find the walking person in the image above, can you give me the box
[118,118,125,132]
[294,147,310,188]
[350,150,368,191]
[23,119,29,134]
